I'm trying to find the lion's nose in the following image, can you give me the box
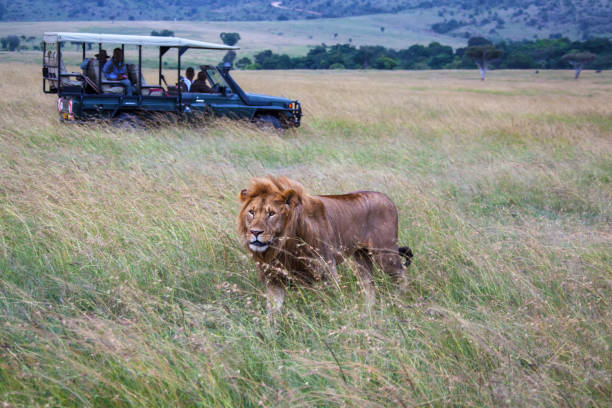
[250,229,263,238]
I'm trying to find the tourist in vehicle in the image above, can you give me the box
[181,67,194,91]
[190,71,214,93]
[103,48,135,96]
[80,49,109,71]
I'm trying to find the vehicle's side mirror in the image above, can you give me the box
[218,85,227,95]
[222,62,232,74]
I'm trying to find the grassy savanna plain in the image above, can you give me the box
[0,15,465,59]
[0,63,611,407]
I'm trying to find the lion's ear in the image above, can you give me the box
[281,189,300,208]
[239,189,249,202]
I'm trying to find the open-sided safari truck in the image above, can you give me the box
[42,32,302,128]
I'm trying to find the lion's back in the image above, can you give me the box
[318,191,399,253]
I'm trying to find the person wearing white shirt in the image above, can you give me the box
[182,67,195,91]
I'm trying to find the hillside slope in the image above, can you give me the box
[1,0,611,41]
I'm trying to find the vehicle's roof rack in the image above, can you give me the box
[43,32,239,50]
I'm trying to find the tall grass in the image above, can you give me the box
[1,65,611,407]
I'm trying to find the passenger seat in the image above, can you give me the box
[85,59,124,94]
[127,64,164,96]
[45,51,83,88]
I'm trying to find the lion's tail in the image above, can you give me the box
[398,246,413,267]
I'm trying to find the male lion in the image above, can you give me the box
[238,176,412,315]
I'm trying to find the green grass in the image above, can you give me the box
[0,66,611,407]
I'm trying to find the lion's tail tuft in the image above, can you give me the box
[398,246,413,267]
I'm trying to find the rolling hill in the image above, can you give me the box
[1,0,611,41]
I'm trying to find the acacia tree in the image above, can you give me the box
[222,50,237,65]
[219,32,241,46]
[235,57,252,70]
[465,44,504,80]
[561,51,596,79]
[220,32,241,66]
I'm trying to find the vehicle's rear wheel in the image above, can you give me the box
[113,112,145,130]
[254,114,283,130]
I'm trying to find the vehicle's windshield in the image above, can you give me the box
[205,68,230,89]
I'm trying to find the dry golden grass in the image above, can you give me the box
[0,64,611,407]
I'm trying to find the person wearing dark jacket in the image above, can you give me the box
[190,71,215,93]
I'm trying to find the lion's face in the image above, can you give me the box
[238,188,298,256]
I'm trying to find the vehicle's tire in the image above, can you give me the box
[254,114,284,130]
[113,113,145,130]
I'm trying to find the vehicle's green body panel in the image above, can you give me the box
[58,74,301,127]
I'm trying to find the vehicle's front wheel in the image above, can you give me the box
[254,114,283,130]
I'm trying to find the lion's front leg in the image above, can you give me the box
[324,258,340,289]
[256,262,287,320]
[265,280,286,318]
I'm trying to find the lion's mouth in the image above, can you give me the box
[248,240,271,253]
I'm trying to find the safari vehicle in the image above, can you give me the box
[42,32,302,128]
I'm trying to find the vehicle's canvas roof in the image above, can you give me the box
[43,32,239,50]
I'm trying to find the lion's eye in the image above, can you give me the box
[267,211,276,217]
[248,210,254,218]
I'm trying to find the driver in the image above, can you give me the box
[190,71,214,93]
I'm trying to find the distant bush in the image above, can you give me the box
[0,35,20,51]
[374,56,398,69]
[235,57,252,69]
[503,52,536,68]
[9,35,20,50]
[432,19,466,34]
[468,36,492,46]
[150,30,174,37]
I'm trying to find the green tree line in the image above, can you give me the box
[0,34,38,51]
[239,37,612,70]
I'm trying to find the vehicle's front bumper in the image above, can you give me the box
[291,100,302,127]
